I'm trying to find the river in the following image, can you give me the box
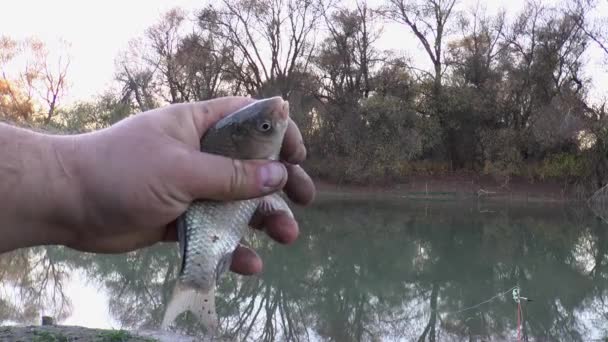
[1,194,607,341]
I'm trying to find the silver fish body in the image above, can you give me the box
[161,97,292,333]
[179,199,258,290]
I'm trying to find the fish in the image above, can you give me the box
[160,96,293,334]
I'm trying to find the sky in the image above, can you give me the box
[1,0,205,104]
[1,0,607,106]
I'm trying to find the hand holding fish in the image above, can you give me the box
[0,96,315,277]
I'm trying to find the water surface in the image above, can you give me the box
[2,195,608,341]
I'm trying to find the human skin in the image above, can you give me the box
[0,96,315,276]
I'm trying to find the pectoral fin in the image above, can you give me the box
[257,192,294,218]
[216,252,233,282]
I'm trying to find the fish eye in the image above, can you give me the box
[258,121,272,132]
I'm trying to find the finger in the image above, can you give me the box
[250,211,299,244]
[284,164,316,205]
[229,245,263,275]
[281,119,307,164]
[179,152,288,201]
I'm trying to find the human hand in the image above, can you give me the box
[56,96,315,275]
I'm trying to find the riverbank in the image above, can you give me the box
[0,325,217,342]
[312,173,594,203]
[0,325,156,342]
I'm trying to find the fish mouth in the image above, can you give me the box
[279,99,289,121]
[263,96,290,121]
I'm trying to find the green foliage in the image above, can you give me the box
[539,152,590,180]
[95,330,132,342]
[32,330,69,342]
[304,93,428,184]
[480,128,524,177]
[55,93,133,133]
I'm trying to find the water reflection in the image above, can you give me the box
[0,247,74,325]
[2,196,608,341]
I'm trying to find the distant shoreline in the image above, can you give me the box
[311,174,594,203]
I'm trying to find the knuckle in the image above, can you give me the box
[188,102,212,134]
[228,158,246,196]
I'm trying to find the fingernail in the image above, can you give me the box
[258,162,286,190]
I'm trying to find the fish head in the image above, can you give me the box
[201,96,290,160]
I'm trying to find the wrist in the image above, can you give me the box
[0,123,83,251]
[45,133,88,241]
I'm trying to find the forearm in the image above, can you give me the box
[0,123,81,253]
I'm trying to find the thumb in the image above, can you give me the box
[182,150,288,201]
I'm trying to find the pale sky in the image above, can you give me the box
[1,0,606,106]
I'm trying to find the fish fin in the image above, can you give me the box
[216,252,233,283]
[176,215,188,275]
[258,192,293,218]
[161,282,218,333]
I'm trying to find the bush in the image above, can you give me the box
[538,152,590,180]
[479,128,523,177]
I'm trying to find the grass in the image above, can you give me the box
[96,329,158,342]
[96,330,132,342]
[0,326,159,342]
[32,330,69,342]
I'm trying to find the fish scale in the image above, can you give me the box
[180,199,259,290]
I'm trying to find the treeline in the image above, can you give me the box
[2,0,608,190]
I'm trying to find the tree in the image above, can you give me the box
[0,36,38,121]
[2,1,599,189]
[315,1,383,102]
[0,78,35,121]
[567,0,608,63]
[308,1,384,167]
[0,36,70,124]
[172,31,235,100]
[56,91,133,133]
[383,0,458,97]
[197,0,326,98]
[443,6,507,169]
[115,38,159,112]
[447,4,505,89]
[115,7,238,111]
[498,0,590,159]
[36,40,70,124]
[383,0,461,168]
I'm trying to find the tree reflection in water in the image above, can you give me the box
[0,247,73,324]
[2,197,608,341]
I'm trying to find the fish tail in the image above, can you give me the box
[161,282,218,332]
